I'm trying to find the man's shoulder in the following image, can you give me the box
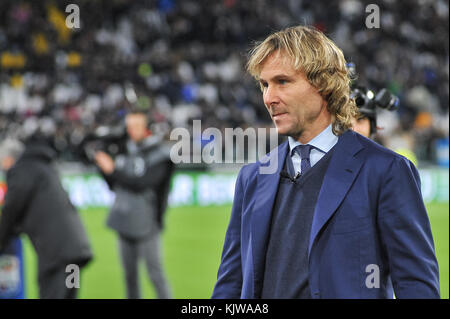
[6,159,40,186]
[237,141,287,180]
[237,161,259,181]
[10,157,40,174]
[132,137,170,162]
[349,131,415,169]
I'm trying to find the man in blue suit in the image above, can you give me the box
[212,25,440,299]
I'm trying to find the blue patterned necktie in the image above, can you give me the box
[293,144,313,175]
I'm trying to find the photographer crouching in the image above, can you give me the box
[94,111,173,299]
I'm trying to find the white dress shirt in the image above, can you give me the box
[288,124,338,174]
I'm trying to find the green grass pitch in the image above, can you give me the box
[21,202,448,299]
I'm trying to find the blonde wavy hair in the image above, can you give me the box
[247,25,358,135]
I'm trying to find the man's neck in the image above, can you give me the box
[296,122,332,144]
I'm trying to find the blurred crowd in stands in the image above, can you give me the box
[0,0,448,165]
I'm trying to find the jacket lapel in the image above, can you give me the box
[250,140,288,295]
[308,130,365,257]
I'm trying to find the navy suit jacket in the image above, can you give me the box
[212,130,440,299]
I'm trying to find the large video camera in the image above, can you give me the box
[78,125,127,164]
[347,63,399,135]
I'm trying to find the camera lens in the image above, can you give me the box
[375,88,399,111]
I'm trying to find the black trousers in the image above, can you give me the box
[38,264,83,299]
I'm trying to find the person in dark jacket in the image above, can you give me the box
[95,111,173,299]
[0,136,93,299]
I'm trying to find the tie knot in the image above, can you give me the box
[293,144,313,160]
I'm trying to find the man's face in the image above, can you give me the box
[259,51,331,144]
[126,114,148,142]
[351,116,371,138]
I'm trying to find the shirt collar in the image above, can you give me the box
[288,124,338,155]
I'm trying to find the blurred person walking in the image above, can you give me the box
[0,136,93,299]
[95,111,173,299]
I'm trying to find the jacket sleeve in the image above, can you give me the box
[106,158,170,193]
[100,169,115,190]
[211,168,245,299]
[377,156,440,298]
[0,165,35,253]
